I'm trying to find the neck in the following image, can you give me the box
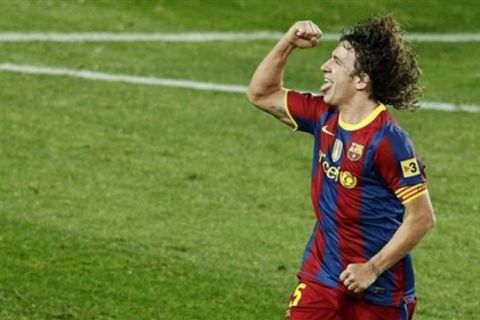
[338,96,379,125]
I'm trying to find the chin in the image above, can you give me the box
[323,94,334,105]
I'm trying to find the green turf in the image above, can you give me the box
[0,0,479,32]
[0,1,479,319]
[1,41,479,105]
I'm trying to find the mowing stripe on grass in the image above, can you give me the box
[0,63,479,113]
[0,32,479,42]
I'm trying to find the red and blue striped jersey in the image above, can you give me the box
[285,90,427,307]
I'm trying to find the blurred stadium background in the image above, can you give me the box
[0,1,478,319]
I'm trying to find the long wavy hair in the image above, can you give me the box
[340,14,422,110]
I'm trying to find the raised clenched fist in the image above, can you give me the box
[284,20,322,48]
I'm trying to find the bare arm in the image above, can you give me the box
[246,21,322,127]
[340,191,436,293]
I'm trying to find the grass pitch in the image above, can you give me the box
[0,1,479,319]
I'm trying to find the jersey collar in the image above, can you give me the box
[338,104,386,131]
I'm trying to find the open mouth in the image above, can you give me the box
[320,78,333,94]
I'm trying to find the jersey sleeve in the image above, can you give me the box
[374,125,427,205]
[284,89,330,134]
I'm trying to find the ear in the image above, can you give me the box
[354,73,370,91]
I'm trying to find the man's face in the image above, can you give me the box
[320,41,358,106]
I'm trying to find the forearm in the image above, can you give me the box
[247,37,295,100]
[246,21,321,124]
[369,210,435,275]
[340,193,435,293]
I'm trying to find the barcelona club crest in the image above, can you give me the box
[347,142,364,161]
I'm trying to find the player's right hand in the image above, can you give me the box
[284,20,322,48]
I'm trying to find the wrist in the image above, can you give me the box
[368,260,382,277]
[282,36,296,48]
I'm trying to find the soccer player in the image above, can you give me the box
[246,16,436,320]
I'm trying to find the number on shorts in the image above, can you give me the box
[288,283,307,307]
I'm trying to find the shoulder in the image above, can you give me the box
[286,90,335,129]
[287,90,331,108]
[385,122,410,141]
[371,112,418,162]
[376,112,412,144]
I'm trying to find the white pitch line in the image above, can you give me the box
[0,32,286,42]
[0,63,246,93]
[0,32,479,43]
[421,101,480,113]
[0,63,478,113]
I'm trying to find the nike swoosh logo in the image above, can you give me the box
[321,125,335,136]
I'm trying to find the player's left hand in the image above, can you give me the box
[339,262,379,293]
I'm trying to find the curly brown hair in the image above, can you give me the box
[340,14,422,110]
